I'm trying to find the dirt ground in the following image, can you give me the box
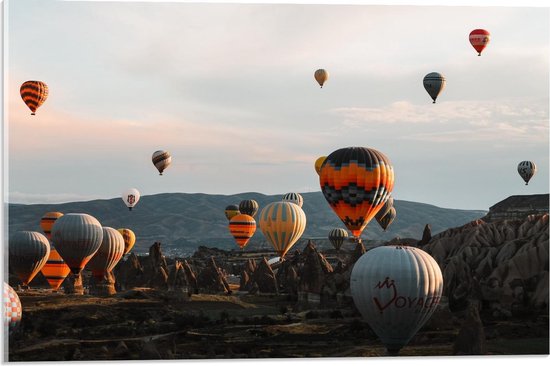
[7,288,549,361]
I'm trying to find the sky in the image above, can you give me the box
[3,0,549,210]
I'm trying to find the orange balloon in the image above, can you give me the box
[40,212,64,240]
[228,214,256,249]
[40,248,71,291]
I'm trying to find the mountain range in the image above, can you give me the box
[7,192,487,255]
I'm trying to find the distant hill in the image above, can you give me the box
[7,192,486,255]
[482,194,549,222]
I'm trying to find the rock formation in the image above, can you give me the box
[452,302,487,355]
[196,257,231,294]
[483,194,548,222]
[423,213,549,317]
[298,241,333,294]
[114,253,145,290]
[418,224,432,246]
[252,258,278,294]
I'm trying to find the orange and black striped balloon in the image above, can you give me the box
[319,146,394,238]
[40,212,64,240]
[20,81,49,115]
[228,214,256,249]
[40,248,71,291]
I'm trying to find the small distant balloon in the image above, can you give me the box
[376,207,396,231]
[239,199,259,218]
[122,188,141,211]
[423,72,446,103]
[517,161,537,185]
[314,69,329,88]
[224,204,240,221]
[469,29,490,56]
[20,80,48,115]
[152,150,172,175]
[117,228,136,254]
[228,214,256,249]
[282,192,304,208]
[328,228,349,251]
[314,156,327,176]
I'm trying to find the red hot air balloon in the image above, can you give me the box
[469,29,490,56]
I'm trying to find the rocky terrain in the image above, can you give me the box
[6,195,549,361]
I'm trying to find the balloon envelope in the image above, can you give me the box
[350,246,443,354]
[423,72,446,103]
[319,146,394,238]
[122,188,141,210]
[117,228,136,254]
[314,69,329,88]
[87,227,125,280]
[328,228,348,251]
[239,199,259,218]
[228,214,256,249]
[259,201,306,258]
[374,195,394,222]
[40,248,71,291]
[9,231,50,286]
[517,161,537,185]
[51,213,103,274]
[4,283,22,333]
[20,80,48,115]
[282,192,304,208]
[40,212,64,240]
[224,204,240,221]
[152,150,172,175]
[376,207,397,231]
[469,29,490,55]
[314,156,327,176]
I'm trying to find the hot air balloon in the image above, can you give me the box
[469,29,490,56]
[259,201,306,258]
[87,227,125,281]
[314,156,327,176]
[328,228,348,251]
[228,214,257,249]
[374,194,394,221]
[224,204,240,221]
[4,283,22,333]
[314,69,329,88]
[122,188,141,211]
[239,199,259,217]
[40,212,64,240]
[40,248,71,291]
[51,213,103,275]
[320,146,394,239]
[518,161,537,185]
[282,192,304,208]
[350,246,443,355]
[20,80,48,115]
[152,150,172,175]
[117,228,136,254]
[9,231,50,287]
[423,72,446,103]
[376,207,396,231]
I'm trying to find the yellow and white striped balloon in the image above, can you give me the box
[259,201,306,258]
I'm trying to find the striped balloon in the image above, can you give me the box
[4,283,22,333]
[152,150,172,175]
[87,227,125,280]
[377,207,397,231]
[20,80,48,115]
[117,228,136,254]
[40,248,71,291]
[320,146,394,238]
[224,204,240,221]
[314,156,327,176]
[517,160,537,185]
[9,231,50,286]
[328,228,349,251]
[314,69,329,88]
[228,214,256,249]
[259,201,307,258]
[423,72,446,103]
[51,213,103,274]
[374,195,394,222]
[282,192,304,208]
[40,212,64,240]
[239,199,259,218]
[350,246,443,355]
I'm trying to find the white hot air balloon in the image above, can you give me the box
[122,188,141,211]
[517,161,537,185]
[350,245,443,355]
